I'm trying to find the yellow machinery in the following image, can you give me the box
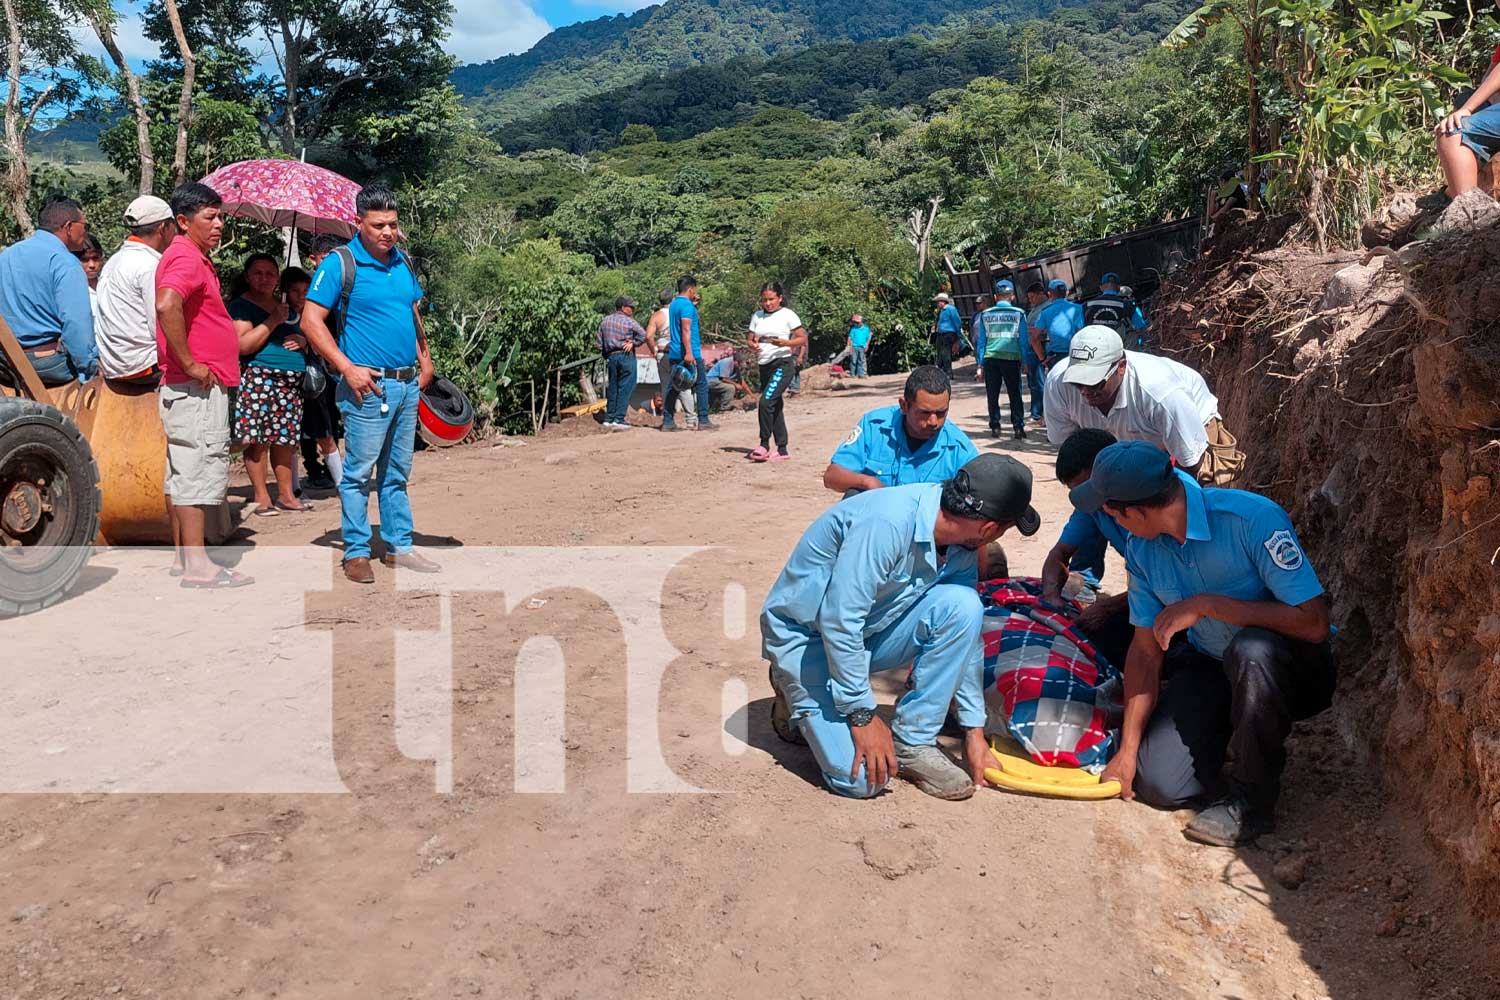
[0,320,222,613]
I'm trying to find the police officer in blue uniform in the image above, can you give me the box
[1071,442,1335,845]
[821,366,978,498]
[764,454,1042,800]
[1082,272,1148,340]
[1038,429,1135,667]
[974,279,1029,440]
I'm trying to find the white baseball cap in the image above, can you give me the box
[933,292,952,302]
[123,195,173,226]
[1061,326,1125,385]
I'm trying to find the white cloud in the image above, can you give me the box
[445,0,551,65]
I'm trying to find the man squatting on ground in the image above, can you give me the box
[762,454,1043,801]
[1077,442,1335,845]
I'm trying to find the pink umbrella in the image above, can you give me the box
[198,158,360,238]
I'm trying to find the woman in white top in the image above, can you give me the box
[746,282,807,462]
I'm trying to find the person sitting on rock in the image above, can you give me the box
[1073,442,1335,846]
[764,454,1042,800]
[1436,29,1500,200]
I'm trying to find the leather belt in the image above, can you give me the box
[24,340,60,358]
[364,365,417,381]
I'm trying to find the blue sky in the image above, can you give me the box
[89,0,658,73]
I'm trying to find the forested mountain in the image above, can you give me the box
[457,0,1111,129]
[497,0,1195,153]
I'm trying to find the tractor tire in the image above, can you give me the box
[0,397,101,617]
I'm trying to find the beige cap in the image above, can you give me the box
[933,292,952,302]
[1061,326,1126,384]
[123,195,173,226]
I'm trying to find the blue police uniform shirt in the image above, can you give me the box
[1059,506,1131,584]
[1124,474,1326,658]
[666,295,701,361]
[1037,298,1085,354]
[829,404,979,487]
[761,483,979,716]
[307,237,423,370]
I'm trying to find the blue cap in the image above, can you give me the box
[1068,441,1177,513]
[1101,272,1121,285]
[1048,278,1068,292]
[993,279,1014,293]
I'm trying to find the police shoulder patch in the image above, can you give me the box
[842,424,863,447]
[1263,529,1303,571]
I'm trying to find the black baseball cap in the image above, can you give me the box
[1068,441,1176,513]
[943,455,1041,535]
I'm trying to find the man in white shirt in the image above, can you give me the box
[1044,326,1244,485]
[94,196,178,383]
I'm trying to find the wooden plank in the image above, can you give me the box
[0,315,51,403]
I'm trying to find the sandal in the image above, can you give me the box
[252,505,280,517]
[273,500,314,512]
[179,568,255,590]
[747,446,771,462]
[767,451,791,462]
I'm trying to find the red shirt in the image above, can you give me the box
[1492,43,1499,67]
[154,235,240,387]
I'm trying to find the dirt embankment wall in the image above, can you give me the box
[1155,214,1500,915]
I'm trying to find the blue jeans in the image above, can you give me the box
[26,350,81,387]
[763,584,986,798]
[1026,361,1045,419]
[604,353,637,424]
[850,346,868,377]
[661,358,708,425]
[336,376,417,562]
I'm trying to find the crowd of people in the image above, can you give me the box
[0,183,439,587]
[763,272,1322,850]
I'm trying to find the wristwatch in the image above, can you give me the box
[847,708,876,728]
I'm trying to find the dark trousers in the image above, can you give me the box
[933,336,954,376]
[758,356,793,451]
[1133,628,1336,811]
[1026,361,1045,419]
[981,358,1025,432]
[662,358,708,424]
[604,352,637,424]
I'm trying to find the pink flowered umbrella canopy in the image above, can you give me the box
[198,158,360,238]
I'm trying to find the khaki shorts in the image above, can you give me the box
[1197,417,1246,487]
[159,381,231,506]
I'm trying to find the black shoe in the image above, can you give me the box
[306,472,335,490]
[1183,797,1273,847]
[1012,428,1027,441]
[660,422,682,432]
[696,420,721,432]
[990,426,1000,438]
[768,665,806,745]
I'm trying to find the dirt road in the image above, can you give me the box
[2,365,1493,999]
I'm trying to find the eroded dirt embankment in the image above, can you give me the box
[1155,212,1500,915]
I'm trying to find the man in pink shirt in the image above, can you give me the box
[154,182,251,588]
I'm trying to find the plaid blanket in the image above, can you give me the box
[979,578,1123,773]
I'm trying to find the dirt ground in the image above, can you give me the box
[3,365,1496,999]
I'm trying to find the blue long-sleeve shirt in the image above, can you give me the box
[760,484,983,722]
[0,230,97,377]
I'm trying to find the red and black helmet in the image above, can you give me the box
[417,377,474,447]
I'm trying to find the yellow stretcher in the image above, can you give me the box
[983,736,1122,800]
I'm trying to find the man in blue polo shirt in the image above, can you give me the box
[1032,278,1085,368]
[1038,429,1134,667]
[1073,442,1335,847]
[822,366,978,497]
[764,454,1043,800]
[302,184,438,584]
[662,275,715,432]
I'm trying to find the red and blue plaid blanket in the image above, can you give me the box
[979,578,1122,773]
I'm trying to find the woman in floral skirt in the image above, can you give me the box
[229,254,310,515]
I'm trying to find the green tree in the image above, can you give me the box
[620,123,657,145]
[1,0,89,233]
[550,171,698,266]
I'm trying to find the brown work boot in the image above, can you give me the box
[382,551,441,574]
[342,556,375,584]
